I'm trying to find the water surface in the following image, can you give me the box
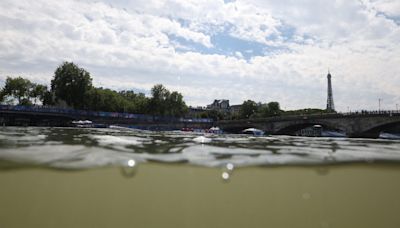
[2,127,400,228]
[1,127,400,169]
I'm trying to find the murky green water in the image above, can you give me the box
[1,127,400,227]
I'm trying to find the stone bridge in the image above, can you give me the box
[217,112,400,138]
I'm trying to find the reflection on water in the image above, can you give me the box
[1,127,400,170]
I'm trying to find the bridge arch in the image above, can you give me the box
[356,119,400,138]
[274,121,345,135]
[221,124,259,134]
[218,114,400,138]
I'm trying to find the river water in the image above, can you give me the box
[2,127,400,228]
[1,127,400,170]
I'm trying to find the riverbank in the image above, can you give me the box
[1,163,400,228]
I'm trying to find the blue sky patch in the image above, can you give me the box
[169,32,290,60]
[376,12,400,25]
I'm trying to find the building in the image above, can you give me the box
[207,99,230,112]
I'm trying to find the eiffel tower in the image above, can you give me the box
[326,71,335,112]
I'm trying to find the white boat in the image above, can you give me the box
[208,127,223,134]
[379,132,400,139]
[72,120,93,128]
[242,128,265,136]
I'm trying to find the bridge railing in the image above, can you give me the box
[0,105,213,123]
[339,110,400,116]
[218,109,400,124]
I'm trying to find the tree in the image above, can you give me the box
[30,84,48,104]
[0,90,5,103]
[85,88,122,112]
[149,84,170,116]
[166,91,188,117]
[51,62,93,109]
[239,100,259,119]
[1,76,33,105]
[131,93,149,114]
[119,90,149,114]
[259,101,282,117]
[267,102,280,114]
[148,84,187,117]
[42,91,54,106]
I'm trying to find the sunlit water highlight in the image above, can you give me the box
[1,127,400,170]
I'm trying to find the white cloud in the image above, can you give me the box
[363,0,400,17]
[0,0,399,111]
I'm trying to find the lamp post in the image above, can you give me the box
[396,104,399,113]
[378,98,382,113]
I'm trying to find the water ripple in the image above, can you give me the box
[0,127,400,169]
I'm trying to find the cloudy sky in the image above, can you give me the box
[0,0,399,111]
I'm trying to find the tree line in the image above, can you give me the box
[238,101,329,119]
[0,61,330,120]
[196,100,283,120]
[192,100,329,121]
[0,77,52,106]
[0,62,188,117]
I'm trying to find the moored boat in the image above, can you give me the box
[242,128,265,136]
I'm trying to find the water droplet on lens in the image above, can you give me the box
[226,163,234,171]
[121,159,138,178]
[222,172,230,181]
[302,193,311,200]
[128,159,136,167]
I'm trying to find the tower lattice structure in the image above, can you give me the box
[326,71,335,112]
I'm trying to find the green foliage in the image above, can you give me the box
[267,102,280,114]
[258,101,282,117]
[166,91,187,117]
[282,108,329,116]
[119,90,149,114]
[235,100,283,119]
[0,91,4,103]
[42,91,54,106]
[2,67,329,121]
[85,84,187,117]
[148,84,188,117]
[85,88,143,113]
[2,76,32,104]
[7,61,335,121]
[1,77,49,105]
[195,109,225,121]
[30,84,48,104]
[51,62,93,109]
[239,100,259,119]
[2,64,188,118]
[85,88,123,112]
[149,84,169,115]
[0,77,49,105]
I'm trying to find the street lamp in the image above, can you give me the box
[378,98,382,113]
[396,104,399,113]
